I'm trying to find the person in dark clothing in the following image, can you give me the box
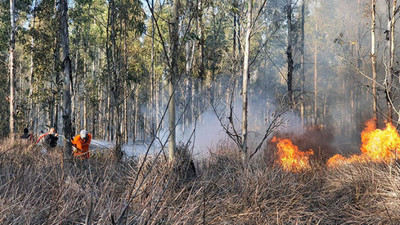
[37,128,59,149]
[20,128,33,140]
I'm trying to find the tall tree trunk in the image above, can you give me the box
[60,0,73,157]
[198,0,205,80]
[9,0,15,138]
[169,0,180,162]
[314,23,318,125]
[92,48,96,135]
[300,0,305,129]
[150,0,155,137]
[287,0,294,109]
[233,0,237,59]
[242,0,253,161]
[99,80,104,138]
[153,4,160,134]
[83,56,87,130]
[29,0,37,132]
[109,0,123,159]
[385,1,393,122]
[371,0,378,123]
[385,0,395,122]
[389,0,397,122]
[134,88,139,142]
[355,0,362,135]
[156,78,160,131]
[52,0,60,131]
[72,34,80,135]
[106,3,112,142]
[124,22,128,143]
[53,43,60,132]
[185,39,195,129]
[106,76,111,141]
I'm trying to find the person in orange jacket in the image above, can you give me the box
[71,130,92,159]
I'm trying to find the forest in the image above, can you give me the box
[3,0,400,224]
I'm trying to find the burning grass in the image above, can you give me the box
[272,118,400,171]
[2,139,400,224]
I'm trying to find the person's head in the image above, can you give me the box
[49,128,56,134]
[24,128,29,134]
[80,130,88,141]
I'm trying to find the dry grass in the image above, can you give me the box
[1,140,400,224]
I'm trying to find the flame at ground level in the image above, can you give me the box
[271,137,314,172]
[271,118,400,171]
[327,118,400,167]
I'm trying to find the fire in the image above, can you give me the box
[327,118,400,167]
[271,137,314,172]
[326,154,365,167]
[272,118,400,171]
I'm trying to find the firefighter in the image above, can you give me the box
[20,128,33,141]
[71,130,92,159]
[36,128,59,149]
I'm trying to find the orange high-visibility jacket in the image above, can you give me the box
[71,133,92,159]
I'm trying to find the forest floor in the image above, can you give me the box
[1,139,400,224]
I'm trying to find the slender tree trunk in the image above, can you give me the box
[355,0,362,135]
[109,0,123,159]
[99,82,104,138]
[385,0,392,122]
[54,60,60,132]
[314,23,318,125]
[198,0,205,80]
[9,0,15,138]
[242,0,253,161]
[155,79,160,132]
[92,48,96,135]
[72,34,79,135]
[389,0,397,122]
[287,0,294,109]
[124,82,128,142]
[124,22,128,143]
[150,0,155,137]
[323,92,327,125]
[83,57,87,130]
[29,0,37,132]
[371,0,378,123]
[300,0,305,129]
[233,0,237,59]
[134,88,139,142]
[385,1,393,122]
[52,0,60,131]
[168,0,180,161]
[106,3,111,142]
[185,39,194,129]
[106,77,111,141]
[60,0,73,157]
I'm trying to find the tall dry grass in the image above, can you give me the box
[1,139,400,224]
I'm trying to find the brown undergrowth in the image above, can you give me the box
[1,139,400,224]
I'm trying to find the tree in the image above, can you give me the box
[300,0,306,128]
[241,0,253,161]
[313,4,318,126]
[168,0,180,162]
[371,0,378,123]
[9,0,15,138]
[59,0,73,158]
[385,0,398,122]
[287,0,294,109]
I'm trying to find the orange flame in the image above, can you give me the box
[327,118,400,167]
[271,137,314,172]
